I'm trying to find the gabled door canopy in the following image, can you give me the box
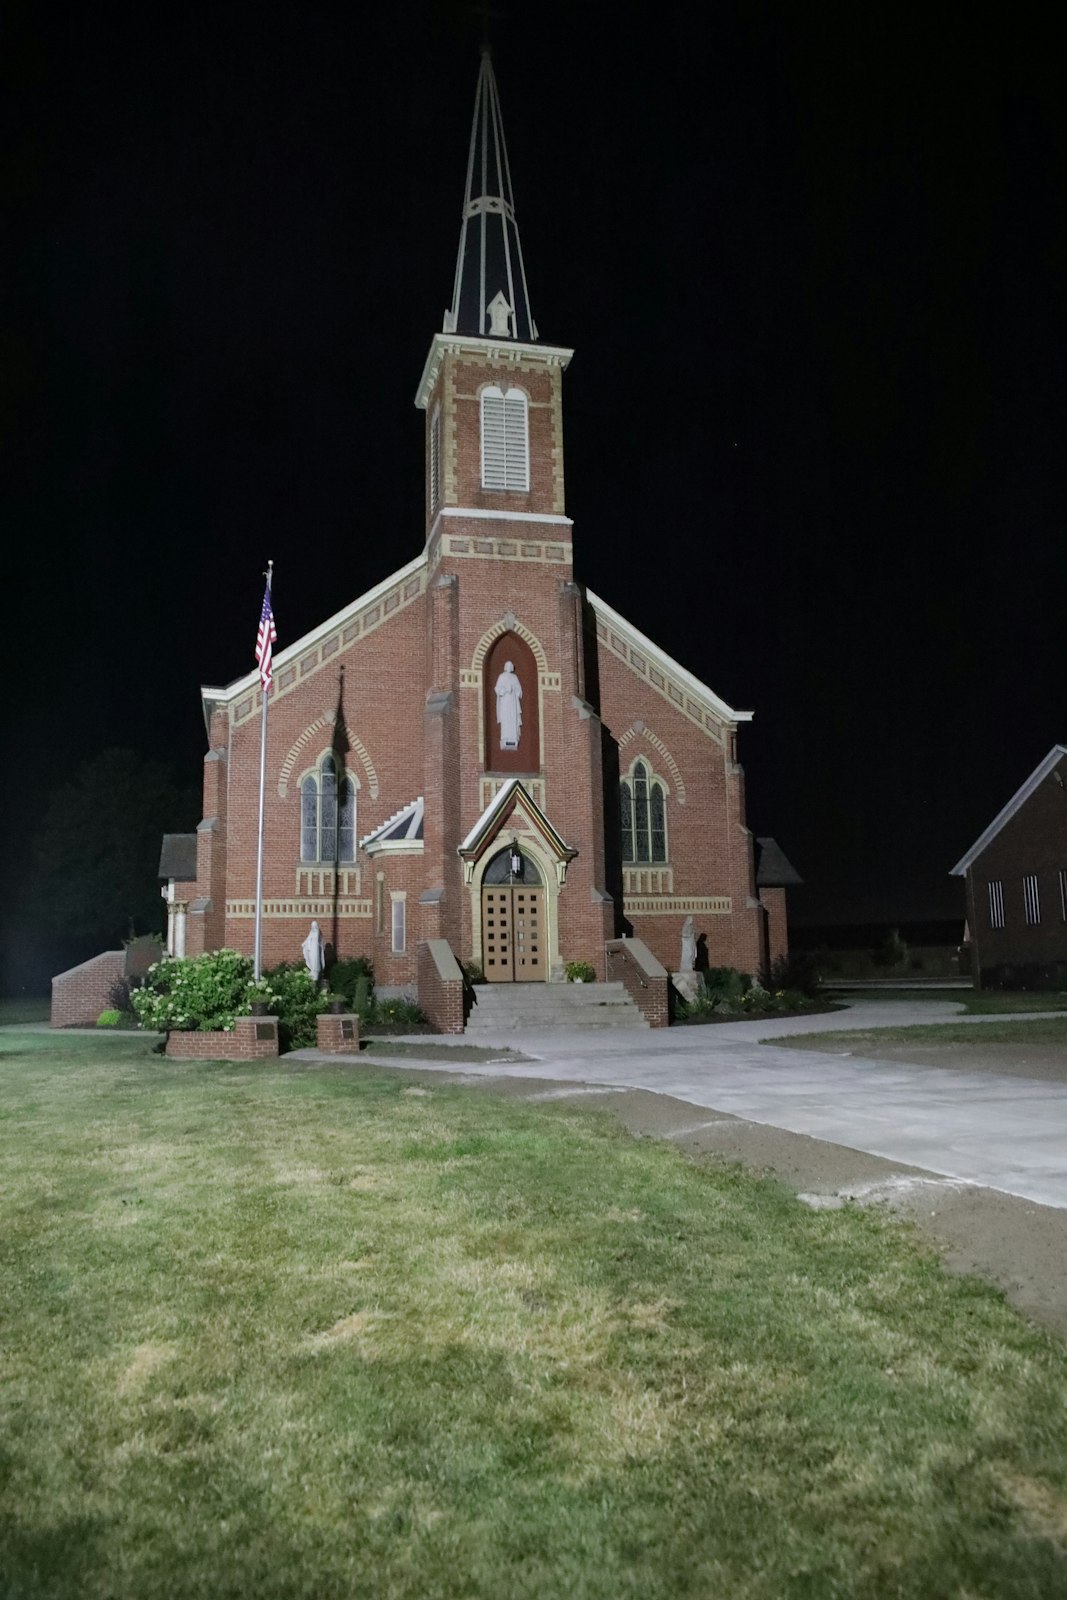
[458,778,577,887]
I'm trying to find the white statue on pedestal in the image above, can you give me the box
[495,660,523,750]
[302,920,324,981]
[673,915,701,1005]
[680,916,697,973]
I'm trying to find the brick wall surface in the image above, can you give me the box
[51,950,125,1028]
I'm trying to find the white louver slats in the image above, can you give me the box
[480,386,529,490]
[503,394,528,488]
[429,407,441,513]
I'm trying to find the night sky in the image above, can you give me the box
[4,2,1064,985]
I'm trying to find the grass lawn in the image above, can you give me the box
[827,987,1067,1014]
[0,996,51,1025]
[2,1031,1066,1599]
[774,1016,1067,1052]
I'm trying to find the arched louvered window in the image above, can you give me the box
[620,759,667,864]
[300,754,356,863]
[481,385,529,490]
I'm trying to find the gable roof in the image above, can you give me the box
[586,589,752,733]
[950,745,1067,875]
[201,553,427,728]
[755,837,803,888]
[359,798,424,854]
[158,833,198,882]
[458,777,576,871]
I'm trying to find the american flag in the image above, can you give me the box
[255,580,277,692]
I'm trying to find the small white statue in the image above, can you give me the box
[302,920,324,981]
[495,659,523,750]
[680,915,697,974]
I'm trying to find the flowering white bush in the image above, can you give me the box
[131,950,255,1033]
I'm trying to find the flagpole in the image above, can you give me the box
[254,560,274,982]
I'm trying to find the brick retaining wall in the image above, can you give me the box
[51,951,126,1028]
[605,938,671,1027]
[418,939,464,1034]
[165,1015,279,1060]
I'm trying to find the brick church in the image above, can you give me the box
[162,53,799,1002]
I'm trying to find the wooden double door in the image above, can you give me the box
[482,885,547,982]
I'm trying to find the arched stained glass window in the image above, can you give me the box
[619,781,634,863]
[300,754,356,863]
[620,760,668,864]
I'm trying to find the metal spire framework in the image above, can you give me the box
[444,51,538,343]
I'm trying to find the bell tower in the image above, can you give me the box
[415,48,574,565]
[415,50,617,978]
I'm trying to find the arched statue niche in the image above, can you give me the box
[483,631,539,773]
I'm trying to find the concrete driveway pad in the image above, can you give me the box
[352,1000,1067,1211]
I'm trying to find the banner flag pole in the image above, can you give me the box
[253,560,276,982]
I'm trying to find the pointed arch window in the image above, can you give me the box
[300,754,356,863]
[620,759,668,864]
[481,385,529,490]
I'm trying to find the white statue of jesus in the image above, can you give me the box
[495,660,523,750]
[302,920,324,981]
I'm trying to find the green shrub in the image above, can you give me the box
[762,951,822,997]
[352,973,373,1020]
[372,998,428,1028]
[131,950,255,1033]
[258,961,329,1051]
[876,929,909,970]
[677,988,721,1020]
[107,975,140,1018]
[701,967,749,1005]
[461,961,486,986]
[327,956,375,1007]
[96,1010,123,1028]
[565,960,596,983]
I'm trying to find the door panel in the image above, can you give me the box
[482,886,546,982]
[482,886,513,982]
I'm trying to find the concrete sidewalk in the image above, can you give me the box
[343,1000,1067,1211]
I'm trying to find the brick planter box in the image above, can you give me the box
[165,1014,279,1060]
[316,1012,361,1054]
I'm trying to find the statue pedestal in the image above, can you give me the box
[672,972,702,1005]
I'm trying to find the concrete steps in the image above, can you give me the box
[465,980,648,1031]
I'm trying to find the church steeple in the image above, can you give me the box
[444,51,538,344]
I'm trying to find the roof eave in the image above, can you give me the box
[415,333,573,410]
[200,552,428,708]
[586,588,754,726]
[950,744,1067,875]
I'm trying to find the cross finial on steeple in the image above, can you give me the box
[443,51,538,343]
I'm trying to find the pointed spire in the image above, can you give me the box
[444,51,538,343]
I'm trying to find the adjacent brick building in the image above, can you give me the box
[951,745,1067,988]
[166,52,798,1002]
